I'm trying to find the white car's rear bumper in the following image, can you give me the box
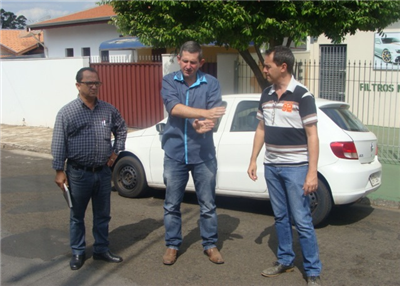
[319,157,382,205]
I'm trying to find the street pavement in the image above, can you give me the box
[1,124,399,209]
[2,148,399,286]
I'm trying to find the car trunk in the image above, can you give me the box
[342,131,378,164]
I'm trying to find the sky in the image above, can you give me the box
[1,0,99,24]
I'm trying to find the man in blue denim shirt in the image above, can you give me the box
[161,41,226,265]
[52,67,127,270]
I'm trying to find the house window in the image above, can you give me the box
[82,47,91,57]
[66,48,74,57]
[101,50,109,62]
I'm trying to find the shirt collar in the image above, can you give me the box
[268,75,296,96]
[77,95,98,109]
[174,70,208,87]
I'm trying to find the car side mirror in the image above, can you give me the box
[156,123,165,134]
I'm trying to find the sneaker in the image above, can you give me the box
[307,276,322,286]
[261,261,294,277]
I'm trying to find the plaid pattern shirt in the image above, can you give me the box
[51,97,127,170]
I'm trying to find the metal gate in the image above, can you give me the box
[91,62,164,129]
[319,45,347,101]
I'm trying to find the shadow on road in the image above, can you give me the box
[108,218,164,254]
[324,203,375,227]
[124,187,376,229]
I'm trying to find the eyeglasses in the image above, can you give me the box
[79,81,102,87]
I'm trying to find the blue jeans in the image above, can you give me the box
[66,164,112,255]
[163,156,218,251]
[265,164,322,276]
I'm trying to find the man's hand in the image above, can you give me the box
[303,171,318,195]
[204,106,226,120]
[55,170,67,192]
[107,152,118,167]
[247,161,258,181]
[193,119,215,134]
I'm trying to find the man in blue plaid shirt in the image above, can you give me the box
[51,67,127,270]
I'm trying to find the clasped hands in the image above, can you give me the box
[193,106,226,134]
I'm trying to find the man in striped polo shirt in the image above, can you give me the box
[247,46,322,286]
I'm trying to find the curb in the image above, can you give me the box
[358,197,400,210]
[2,143,51,155]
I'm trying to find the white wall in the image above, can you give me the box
[217,54,238,95]
[1,57,89,127]
[162,54,179,76]
[44,23,119,58]
[161,54,179,118]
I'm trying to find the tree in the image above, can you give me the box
[1,9,27,29]
[102,0,400,89]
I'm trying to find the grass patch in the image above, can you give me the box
[367,125,400,164]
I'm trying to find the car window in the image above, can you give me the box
[230,101,259,132]
[381,37,400,44]
[320,106,369,132]
[213,101,227,132]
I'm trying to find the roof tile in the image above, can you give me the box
[0,30,43,55]
[35,4,115,25]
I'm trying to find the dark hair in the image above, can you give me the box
[265,46,294,74]
[179,41,203,60]
[76,67,99,83]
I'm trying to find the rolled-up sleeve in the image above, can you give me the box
[161,74,182,114]
[206,77,222,109]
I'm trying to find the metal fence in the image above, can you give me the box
[91,54,164,63]
[236,57,400,164]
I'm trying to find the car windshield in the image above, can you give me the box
[320,106,369,132]
[381,37,400,44]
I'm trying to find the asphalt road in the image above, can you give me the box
[1,149,400,286]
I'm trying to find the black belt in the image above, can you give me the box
[68,161,104,172]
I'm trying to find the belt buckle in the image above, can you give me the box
[91,167,96,172]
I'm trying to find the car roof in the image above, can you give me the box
[221,93,350,108]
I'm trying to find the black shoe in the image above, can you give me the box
[307,276,322,286]
[93,250,123,263]
[70,254,85,270]
[261,261,294,277]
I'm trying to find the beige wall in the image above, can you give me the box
[303,22,400,128]
[309,21,400,63]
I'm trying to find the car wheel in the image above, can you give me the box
[381,49,392,63]
[112,156,148,198]
[309,179,332,226]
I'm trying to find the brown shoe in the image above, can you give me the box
[204,247,224,264]
[163,248,178,265]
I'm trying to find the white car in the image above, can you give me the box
[374,36,400,64]
[112,94,382,226]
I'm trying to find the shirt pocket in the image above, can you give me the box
[98,118,113,140]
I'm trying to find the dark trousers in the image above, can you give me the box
[66,164,112,255]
